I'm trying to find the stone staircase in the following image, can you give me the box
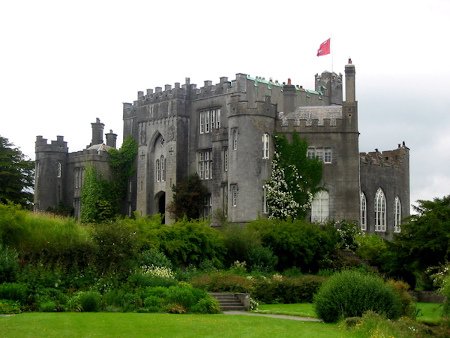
[209,292,248,311]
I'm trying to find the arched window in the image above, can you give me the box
[375,188,386,232]
[56,162,62,178]
[262,133,270,159]
[394,196,401,233]
[156,159,160,182]
[311,191,329,223]
[360,192,367,231]
[160,155,165,182]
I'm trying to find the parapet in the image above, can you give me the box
[35,135,68,153]
[360,143,409,167]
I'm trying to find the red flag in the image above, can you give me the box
[317,38,330,57]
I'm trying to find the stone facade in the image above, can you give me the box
[34,60,410,237]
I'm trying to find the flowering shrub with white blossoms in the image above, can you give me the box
[265,133,322,220]
[141,264,175,279]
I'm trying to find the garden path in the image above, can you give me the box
[223,311,322,322]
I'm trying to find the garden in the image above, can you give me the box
[1,200,450,337]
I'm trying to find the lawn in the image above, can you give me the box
[0,313,356,338]
[255,303,317,318]
[416,302,444,324]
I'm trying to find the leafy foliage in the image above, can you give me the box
[381,195,450,288]
[314,270,402,323]
[249,219,340,272]
[264,133,322,220]
[167,174,208,221]
[107,137,138,213]
[0,136,34,207]
[80,166,116,223]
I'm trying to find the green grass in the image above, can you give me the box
[416,302,444,323]
[254,303,317,318]
[0,313,357,338]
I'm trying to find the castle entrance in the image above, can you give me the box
[155,191,166,224]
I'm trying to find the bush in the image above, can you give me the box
[386,279,416,317]
[0,282,28,304]
[0,299,21,314]
[0,244,19,283]
[252,275,326,304]
[314,270,402,323]
[68,291,102,312]
[139,249,172,269]
[39,300,57,312]
[344,311,437,338]
[190,272,253,293]
[191,296,221,314]
[128,273,177,288]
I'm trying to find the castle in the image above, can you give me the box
[34,60,410,238]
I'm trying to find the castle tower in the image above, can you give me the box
[34,135,68,211]
[91,118,104,146]
[345,58,356,102]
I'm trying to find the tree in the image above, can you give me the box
[0,136,34,207]
[264,133,322,220]
[167,174,208,221]
[382,195,450,288]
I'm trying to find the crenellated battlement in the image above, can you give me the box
[277,106,344,129]
[35,135,68,153]
[360,143,409,168]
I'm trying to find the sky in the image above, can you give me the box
[1,0,449,209]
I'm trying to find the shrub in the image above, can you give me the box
[0,282,28,304]
[386,279,416,317]
[102,289,142,312]
[79,291,102,312]
[190,272,253,293]
[0,299,21,314]
[39,300,57,312]
[166,284,198,309]
[139,249,172,269]
[247,246,278,272]
[314,270,402,323]
[68,291,102,312]
[191,296,221,314]
[344,311,435,338]
[128,273,177,288]
[0,244,19,283]
[252,275,326,304]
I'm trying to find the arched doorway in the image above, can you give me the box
[155,191,166,224]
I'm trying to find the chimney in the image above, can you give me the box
[105,129,117,148]
[345,58,356,102]
[91,118,104,146]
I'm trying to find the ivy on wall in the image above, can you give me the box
[80,137,137,223]
[265,133,322,220]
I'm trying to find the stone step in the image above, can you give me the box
[209,292,248,312]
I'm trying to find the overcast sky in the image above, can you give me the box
[1,0,449,208]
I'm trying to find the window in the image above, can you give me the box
[198,150,212,180]
[360,192,367,231]
[203,194,212,218]
[74,168,80,189]
[324,148,332,163]
[394,196,401,233]
[156,159,160,182]
[231,184,238,207]
[307,147,332,164]
[57,162,62,178]
[199,108,221,134]
[262,133,270,159]
[223,147,228,172]
[262,186,268,214]
[311,191,329,223]
[35,162,40,182]
[375,188,386,232]
[160,155,166,181]
[232,128,238,150]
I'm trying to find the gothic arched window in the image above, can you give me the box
[156,159,160,182]
[360,192,367,231]
[394,196,401,233]
[311,191,329,223]
[375,188,386,232]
